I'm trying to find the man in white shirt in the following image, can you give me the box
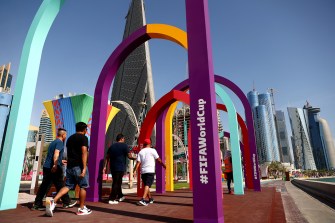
[133,138,166,206]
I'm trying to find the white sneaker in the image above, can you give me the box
[76,206,92,215]
[108,200,119,204]
[45,198,55,217]
[118,196,125,202]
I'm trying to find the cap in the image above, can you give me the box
[144,138,151,145]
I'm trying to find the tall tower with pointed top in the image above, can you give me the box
[107,0,155,147]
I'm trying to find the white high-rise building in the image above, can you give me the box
[287,107,316,170]
[318,118,335,169]
[38,109,53,143]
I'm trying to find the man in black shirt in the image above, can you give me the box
[103,133,136,204]
[45,122,92,216]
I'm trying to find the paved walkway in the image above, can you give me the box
[3,181,285,223]
[5,179,335,222]
[261,179,335,223]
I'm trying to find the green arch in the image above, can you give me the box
[0,0,65,210]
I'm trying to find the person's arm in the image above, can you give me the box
[133,161,141,175]
[103,153,110,173]
[127,152,136,160]
[156,157,166,169]
[80,146,88,178]
[51,149,60,173]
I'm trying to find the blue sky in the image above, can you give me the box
[1,0,334,140]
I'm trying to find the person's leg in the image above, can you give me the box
[227,172,232,193]
[34,167,52,207]
[117,171,124,199]
[79,188,86,209]
[52,167,72,205]
[109,171,119,201]
[147,173,154,202]
[77,166,89,208]
[142,185,150,200]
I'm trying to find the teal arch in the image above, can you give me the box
[215,83,244,195]
[0,0,65,210]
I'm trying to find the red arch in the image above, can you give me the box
[138,90,252,194]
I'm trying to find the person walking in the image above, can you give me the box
[32,128,76,210]
[133,138,166,206]
[224,150,233,194]
[45,122,92,216]
[103,133,136,204]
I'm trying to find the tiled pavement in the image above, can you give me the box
[2,179,335,222]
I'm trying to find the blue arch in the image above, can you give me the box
[0,0,65,210]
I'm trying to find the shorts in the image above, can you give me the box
[141,173,155,187]
[65,166,89,189]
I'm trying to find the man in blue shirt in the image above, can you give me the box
[103,133,136,204]
[32,128,76,210]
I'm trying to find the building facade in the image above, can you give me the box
[258,93,280,161]
[275,110,294,164]
[318,118,335,170]
[38,110,53,144]
[0,63,12,93]
[287,107,316,170]
[247,90,280,163]
[303,104,328,170]
[0,92,13,161]
[108,0,155,147]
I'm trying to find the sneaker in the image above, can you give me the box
[45,198,55,217]
[149,198,154,204]
[138,199,148,206]
[76,206,92,215]
[118,196,125,202]
[108,200,119,204]
[31,204,45,210]
[63,200,77,208]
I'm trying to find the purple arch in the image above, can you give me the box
[172,76,261,191]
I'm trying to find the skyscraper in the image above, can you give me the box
[287,107,316,170]
[247,90,280,163]
[38,109,53,143]
[303,104,328,169]
[258,93,280,161]
[275,110,293,164]
[304,103,335,170]
[318,118,335,170]
[0,63,12,93]
[253,105,272,163]
[247,89,259,111]
[107,0,155,147]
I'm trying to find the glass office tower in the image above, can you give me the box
[254,105,272,163]
[288,107,316,170]
[275,110,293,164]
[258,93,280,162]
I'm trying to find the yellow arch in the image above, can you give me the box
[147,24,188,49]
[148,24,188,191]
[165,102,178,191]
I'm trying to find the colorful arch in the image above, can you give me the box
[0,0,65,210]
[159,86,253,194]
[88,24,189,201]
[172,77,260,191]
